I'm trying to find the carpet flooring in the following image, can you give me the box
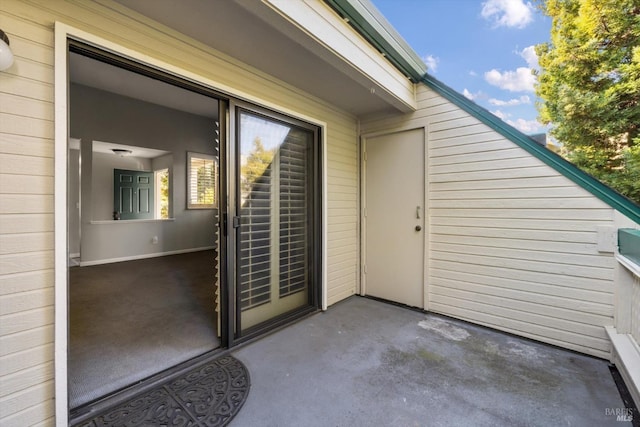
[69,250,220,409]
[73,355,250,427]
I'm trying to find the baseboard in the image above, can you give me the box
[70,252,80,259]
[606,326,640,408]
[79,246,215,266]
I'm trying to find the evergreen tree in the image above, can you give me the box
[535,0,640,203]
[241,138,276,195]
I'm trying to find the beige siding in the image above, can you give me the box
[361,84,632,359]
[0,0,359,423]
[633,273,640,344]
[0,4,56,425]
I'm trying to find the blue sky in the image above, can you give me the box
[371,0,552,135]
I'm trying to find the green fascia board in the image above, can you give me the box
[325,0,640,225]
[619,229,640,265]
[323,0,427,81]
[421,74,640,225]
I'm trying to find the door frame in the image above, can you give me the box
[54,23,328,425]
[360,127,429,309]
[228,101,323,343]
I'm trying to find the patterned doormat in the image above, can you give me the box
[75,356,250,427]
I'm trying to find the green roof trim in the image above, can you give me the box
[323,0,426,81]
[325,0,640,225]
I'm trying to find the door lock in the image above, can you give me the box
[415,225,422,232]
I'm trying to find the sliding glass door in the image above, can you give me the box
[234,107,320,334]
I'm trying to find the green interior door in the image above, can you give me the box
[114,169,154,220]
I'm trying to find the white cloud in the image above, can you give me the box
[423,54,439,72]
[491,109,510,120]
[518,45,539,69]
[469,70,478,77]
[492,110,543,133]
[488,95,531,106]
[481,0,534,29]
[484,67,535,92]
[463,88,483,101]
[506,118,543,133]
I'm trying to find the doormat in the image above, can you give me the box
[75,356,250,427]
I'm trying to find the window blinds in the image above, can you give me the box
[239,130,310,310]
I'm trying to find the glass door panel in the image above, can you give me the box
[237,109,314,332]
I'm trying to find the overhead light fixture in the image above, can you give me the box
[112,148,133,156]
[0,30,14,71]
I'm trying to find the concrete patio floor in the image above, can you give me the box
[232,296,631,426]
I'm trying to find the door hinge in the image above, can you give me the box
[363,151,367,161]
[363,264,367,274]
[363,208,367,218]
[232,216,241,228]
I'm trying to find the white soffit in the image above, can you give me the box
[256,0,416,111]
[112,0,415,116]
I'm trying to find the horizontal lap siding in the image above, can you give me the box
[0,0,358,424]
[362,84,621,359]
[426,85,617,359]
[325,121,358,305]
[0,6,56,427]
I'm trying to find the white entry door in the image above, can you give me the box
[364,128,425,308]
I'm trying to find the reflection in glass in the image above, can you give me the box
[238,111,313,330]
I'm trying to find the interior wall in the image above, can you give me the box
[70,83,217,264]
[361,84,640,359]
[68,148,80,256]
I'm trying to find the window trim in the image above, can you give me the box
[187,151,217,209]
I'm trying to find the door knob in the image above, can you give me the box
[415,225,422,232]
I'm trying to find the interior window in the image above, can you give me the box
[155,168,169,219]
[188,152,217,209]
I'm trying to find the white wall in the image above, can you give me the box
[0,1,360,424]
[361,84,640,359]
